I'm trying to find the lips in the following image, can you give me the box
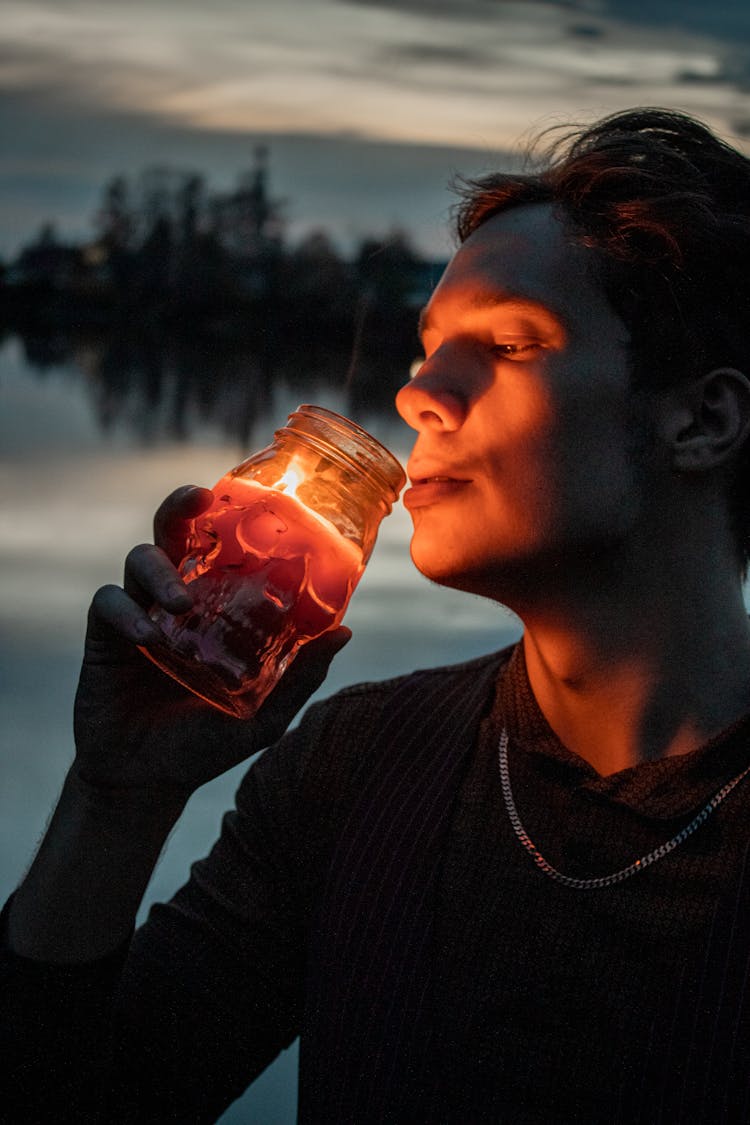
[403,469,472,509]
[413,475,462,485]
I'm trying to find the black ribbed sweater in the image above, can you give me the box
[6,643,750,1123]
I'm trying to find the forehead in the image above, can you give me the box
[425,203,619,337]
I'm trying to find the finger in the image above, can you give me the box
[153,485,214,564]
[123,543,193,614]
[86,583,163,648]
[121,626,353,794]
[254,627,352,745]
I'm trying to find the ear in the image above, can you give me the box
[661,368,750,472]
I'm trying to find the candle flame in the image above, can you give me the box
[274,466,302,496]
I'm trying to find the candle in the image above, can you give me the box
[142,406,404,718]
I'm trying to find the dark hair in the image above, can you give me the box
[454,108,750,569]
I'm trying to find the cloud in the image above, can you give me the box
[3,0,750,258]
[0,81,516,258]
[1,0,746,143]
[377,42,496,68]
[338,0,499,18]
[338,0,600,19]
[602,0,750,40]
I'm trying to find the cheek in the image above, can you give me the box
[466,378,558,491]
[476,380,560,486]
[487,380,638,525]
[547,400,647,531]
[486,374,553,439]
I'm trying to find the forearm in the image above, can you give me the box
[7,766,187,962]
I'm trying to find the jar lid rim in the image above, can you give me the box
[277,404,406,496]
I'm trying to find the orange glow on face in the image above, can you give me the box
[396,205,639,603]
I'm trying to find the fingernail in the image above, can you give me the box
[168,581,190,603]
[135,619,160,643]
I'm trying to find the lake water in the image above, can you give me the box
[0,333,521,1122]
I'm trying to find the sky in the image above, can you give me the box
[2,0,750,260]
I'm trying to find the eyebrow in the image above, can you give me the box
[418,293,565,338]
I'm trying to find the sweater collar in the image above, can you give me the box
[493,642,750,821]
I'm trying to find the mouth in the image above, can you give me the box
[403,474,472,509]
[413,475,463,485]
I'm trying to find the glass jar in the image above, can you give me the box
[143,405,406,718]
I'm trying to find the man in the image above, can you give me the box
[6,107,750,1122]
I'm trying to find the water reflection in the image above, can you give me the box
[9,312,415,450]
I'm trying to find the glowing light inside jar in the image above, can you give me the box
[273,464,303,497]
[143,409,402,719]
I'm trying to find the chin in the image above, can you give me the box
[409,536,555,608]
[409,543,493,597]
[409,541,462,582]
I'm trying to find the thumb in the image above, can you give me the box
[254,627,352,745]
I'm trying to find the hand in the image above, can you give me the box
[73,485,351,799]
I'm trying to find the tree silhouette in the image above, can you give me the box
[3,146,444,437]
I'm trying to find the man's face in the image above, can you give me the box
[396,203,655,604]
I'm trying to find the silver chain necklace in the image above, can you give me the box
[498,728,750,890]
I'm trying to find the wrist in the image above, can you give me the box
[7,767,188,963]
[68,762,190,826]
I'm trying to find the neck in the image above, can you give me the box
[515,553,750,776]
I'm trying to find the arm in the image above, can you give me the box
[3,677,384,1124]
[7,485,349,964]
[2,712,328,1124]
[2,485,351,1123]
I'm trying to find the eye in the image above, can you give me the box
[491,341,544,360]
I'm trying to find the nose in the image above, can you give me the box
[395,353,467,433]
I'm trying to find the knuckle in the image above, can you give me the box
[88,583,126,630]
[90,582,121,611]
[156,485,206,521]
[172,483,203,504]
[153,494,179,529]
[126,541,155,563]
[125,542,163,573]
